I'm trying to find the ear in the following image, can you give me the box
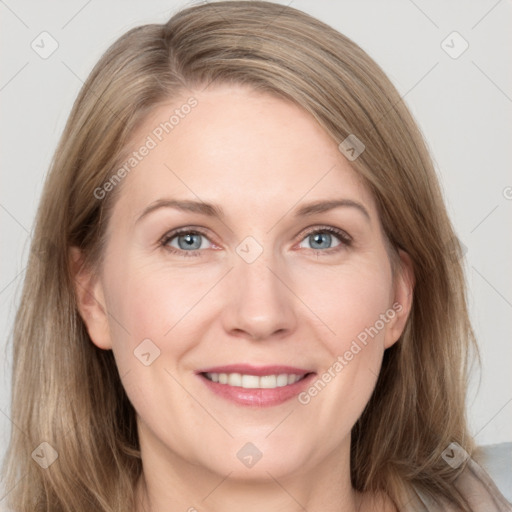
[384,249,415,349]
[69,246,112,350]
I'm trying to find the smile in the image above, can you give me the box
[197,365,315,406]
[203,372,306,389]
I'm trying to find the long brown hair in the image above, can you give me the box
[2,1,478,510]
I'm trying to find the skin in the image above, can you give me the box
[72,84,414,512]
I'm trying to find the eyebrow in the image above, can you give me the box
[135,198,371,224]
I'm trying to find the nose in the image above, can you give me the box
[221,249,298,341]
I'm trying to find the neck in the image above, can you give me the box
[133,434,373,512]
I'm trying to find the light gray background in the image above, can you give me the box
[1,0,511,485]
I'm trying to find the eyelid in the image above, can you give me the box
[160,226,212,243]
[159,226,216,252]
[160,224,352,256]
[298,224,352,245]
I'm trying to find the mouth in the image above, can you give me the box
[202,371,308,388]
[196,365,316,407]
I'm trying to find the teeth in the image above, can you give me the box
[276,374,288,387]
[241,374,260,388]
[205,372,304,389]
[228,373,242,387]
[287,374,297,385]
[260,375,277,389]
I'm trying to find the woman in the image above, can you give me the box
[2,1,510,511]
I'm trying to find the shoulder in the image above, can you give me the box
[408,452,512,512]
[450,454,512,512]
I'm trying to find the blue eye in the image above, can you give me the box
[298,227,351,253]
[161,229,212,257]
[160,226,351,258]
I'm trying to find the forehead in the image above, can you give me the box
[111,84,376,223]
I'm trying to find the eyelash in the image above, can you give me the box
[159,225,352,258]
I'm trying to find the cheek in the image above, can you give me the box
[102,259,225,375]
[105,259,205,336]
[295,257,394,356]
[100,264,210,447]
[294,259,393,422]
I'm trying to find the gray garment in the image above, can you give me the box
[400,457,512,511]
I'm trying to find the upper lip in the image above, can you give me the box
[196,364,314,376]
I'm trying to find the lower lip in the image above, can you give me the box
[198,373,316,407]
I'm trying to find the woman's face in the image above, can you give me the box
[75,85,412,485]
